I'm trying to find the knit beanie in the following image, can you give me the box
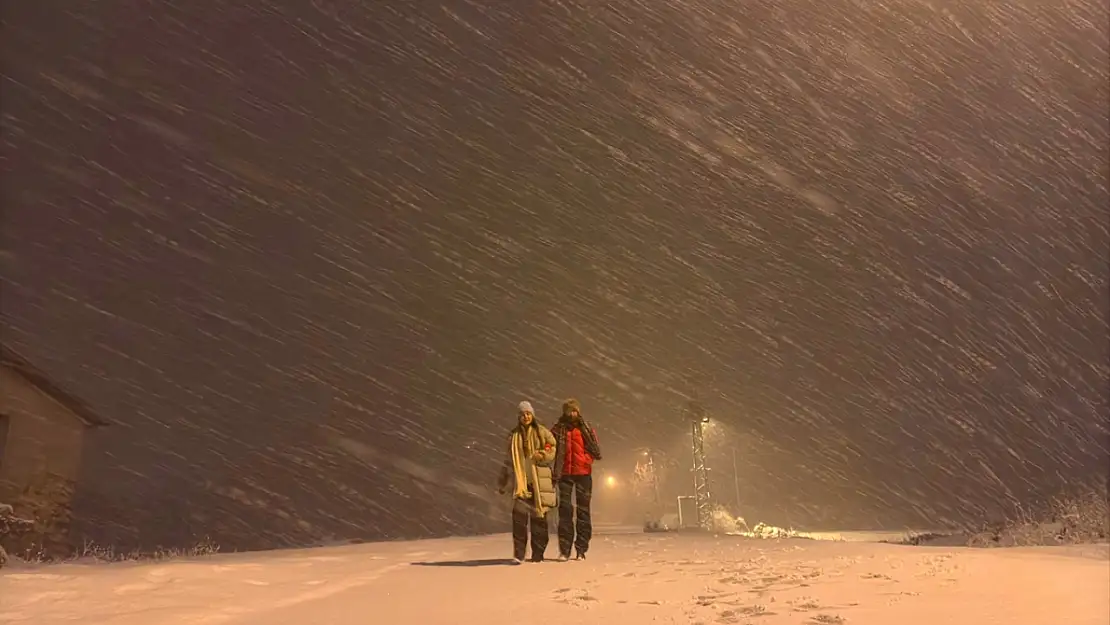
[518,401,535,414]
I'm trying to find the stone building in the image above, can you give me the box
[0,344,108,558]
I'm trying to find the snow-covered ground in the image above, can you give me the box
[2,531,1107,625]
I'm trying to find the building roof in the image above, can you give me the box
[0,344,111,428]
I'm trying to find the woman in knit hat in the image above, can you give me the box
[497,400,557,563]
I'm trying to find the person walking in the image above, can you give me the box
[551,398,602,560]
[497,401,557,564]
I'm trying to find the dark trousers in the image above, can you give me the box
[511,498,549,561]
[557,474,593,556]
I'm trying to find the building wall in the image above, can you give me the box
[0,366,86,557]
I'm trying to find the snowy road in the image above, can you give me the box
[2,533,1107,625]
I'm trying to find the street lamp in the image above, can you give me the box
[606,475,618,488]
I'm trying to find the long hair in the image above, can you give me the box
[515,416,543,433]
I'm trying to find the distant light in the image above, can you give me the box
[606,475,617,488]
[701,416,710,423]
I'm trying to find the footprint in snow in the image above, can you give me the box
[809,615,847,624]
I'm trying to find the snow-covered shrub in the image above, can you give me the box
[709,505,750,534]
[66,537,222,563]
[1054,489,1110,543]
[969,487,1109,548]
[746,522,800,539]
[707,505,801,539]
[0,502,36,569]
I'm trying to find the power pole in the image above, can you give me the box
[732,447,741,515]
[686,401,712,530]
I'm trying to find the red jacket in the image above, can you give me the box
[555,423,599,477]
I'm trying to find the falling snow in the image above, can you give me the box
[1,0,1107,552]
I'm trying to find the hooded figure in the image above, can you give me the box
[550,398,602,560]
[497,400,557,563]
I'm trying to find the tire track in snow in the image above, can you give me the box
[186,549,456,625]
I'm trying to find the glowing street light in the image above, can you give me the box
[605,475,618,488]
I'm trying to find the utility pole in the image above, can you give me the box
[686,401,712,530]
[732,447,741,515]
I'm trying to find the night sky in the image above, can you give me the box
[2,1,1107,551]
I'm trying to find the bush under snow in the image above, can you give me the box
[708,505,802,539]
[968,488,1109,548]
[0,502,36,569]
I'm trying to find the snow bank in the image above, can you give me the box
[1,532,1106,625]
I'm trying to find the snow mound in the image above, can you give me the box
[709,506,800,539]
[732,521,802,540]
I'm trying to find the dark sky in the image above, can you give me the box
[2,0,1107,549]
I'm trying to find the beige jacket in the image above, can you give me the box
[498,423,557,516]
